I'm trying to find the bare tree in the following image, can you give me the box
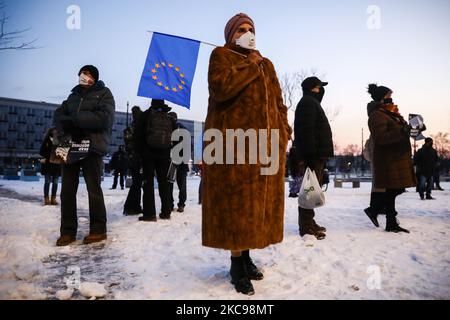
[342,144,360,156]
[430,132,450,158]
[0,2,38,50]
[279,72,301,110]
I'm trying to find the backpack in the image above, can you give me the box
[145,109,174,149]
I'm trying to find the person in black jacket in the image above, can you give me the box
[40,127,62,205]
[110,145,127,190]
[169,121,189,213]
[123,106,144,215]
[53,65,115,246]
[414,138,438,200]
[294,77,333,240]
[134,99,177,222]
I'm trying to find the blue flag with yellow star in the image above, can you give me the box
[137,32,200,109]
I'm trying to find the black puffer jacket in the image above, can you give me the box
[294,91,333,161]
[414,144,438,178]
[53,81,115,156]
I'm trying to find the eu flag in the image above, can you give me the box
[137,32,200,109]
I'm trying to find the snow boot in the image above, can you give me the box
[138,215,157,222]
[50,196,58,205]
[364,208,379,227]
[44,196,51,205]
[83,233,107,244]
[426,195,435,200]
[56,235,76,247]
[312,219,327,232]
[159,212,171,220]
[385,216,410,233]
[177,205,185,213]
[242,250,264,280]
[299,225,326,240]
[230,256,255,295]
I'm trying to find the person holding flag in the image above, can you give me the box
[202,13,292,295]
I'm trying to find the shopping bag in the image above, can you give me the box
[298,167,325,209]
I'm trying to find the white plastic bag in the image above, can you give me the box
[298,167,325,209]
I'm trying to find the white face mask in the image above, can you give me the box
[235,31,256,50]
[79,73,93,86]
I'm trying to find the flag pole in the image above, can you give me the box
[146,30,247,57]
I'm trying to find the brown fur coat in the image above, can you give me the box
[368,108,416,189]
[202,45,292,250]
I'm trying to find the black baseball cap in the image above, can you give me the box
[301,77,328,91]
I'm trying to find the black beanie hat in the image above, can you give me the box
[368,84,392,102]
[78,65,99,83]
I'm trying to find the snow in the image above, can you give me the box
[79,282,107,299]
[55,288,73,300]
[0,176,449,300]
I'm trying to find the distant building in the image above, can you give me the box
[0,97,204,171]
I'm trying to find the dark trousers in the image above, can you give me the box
[384,189,404,219]
[60,153,107,237]
[298,160,325,228]
[44,174,59,197]
[124,165,143,211]
[112,169,125,189]
[169,169,187,208]
[418,175,433,197]
[142,152,171,218]
[433,172,441,189]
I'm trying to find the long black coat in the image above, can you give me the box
[414,145,438,178]
[294,92,333,161]
[53,81,115,156]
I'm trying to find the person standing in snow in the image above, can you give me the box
[134,99,177,222]
[53,65,115,246]
[39,127,61,206]
[202,13,292,295]
[366,84,416,233]
[123,106,144,216]
[414,137,438,200]
[294,77,333,240]
[109,145,127,190]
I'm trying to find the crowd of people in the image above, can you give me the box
[34,13,446,296]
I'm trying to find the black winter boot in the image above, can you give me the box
[230,256,255,295]
[386,216,410,233]
[242,250,264,280]
[364,192,385,227]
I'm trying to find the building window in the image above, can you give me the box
[8,123,17,131]
[18,115,27,124]
[8,106,18,114]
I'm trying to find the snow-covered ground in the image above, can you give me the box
[0,176,449,300]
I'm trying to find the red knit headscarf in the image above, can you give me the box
[224,13,255,44]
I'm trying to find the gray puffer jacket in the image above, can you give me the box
[53,81,115,156]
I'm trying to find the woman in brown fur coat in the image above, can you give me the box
[367,84,416,233]
[202,13,291,295]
